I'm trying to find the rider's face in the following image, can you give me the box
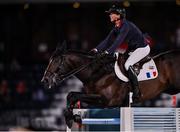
[109,13,121,27]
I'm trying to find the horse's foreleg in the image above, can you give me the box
[66,91,84,109]
[67,91,107,108]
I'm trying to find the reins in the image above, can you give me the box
[56,50,115,83]
[56,57,96,83]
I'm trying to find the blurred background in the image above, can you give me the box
[0,0,180,131]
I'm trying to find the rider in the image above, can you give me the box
[91,5,150,102]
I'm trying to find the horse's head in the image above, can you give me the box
[41,41,95,89]
[41,41,70,88]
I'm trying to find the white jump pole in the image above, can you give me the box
[120,107,134,131]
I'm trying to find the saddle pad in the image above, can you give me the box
[114,59,158,82]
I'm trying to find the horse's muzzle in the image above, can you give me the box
[41,77,54,89]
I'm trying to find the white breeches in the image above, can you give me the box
[124,45,150,71]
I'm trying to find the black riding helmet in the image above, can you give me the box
[105,5,126,18]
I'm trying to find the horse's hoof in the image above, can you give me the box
[64,109,74,128]
[66,119,74,129]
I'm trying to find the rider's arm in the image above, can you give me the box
[96,29,114,51]
[107,23,129,54]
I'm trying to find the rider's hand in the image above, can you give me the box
[89,48,98,55]
[96,51,109,58]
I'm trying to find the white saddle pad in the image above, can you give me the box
[114,58,158,82]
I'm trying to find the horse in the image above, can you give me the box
[41,43,180,107]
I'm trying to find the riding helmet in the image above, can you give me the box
[105,5,126,18]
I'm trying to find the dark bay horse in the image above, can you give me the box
[41,43,180,107]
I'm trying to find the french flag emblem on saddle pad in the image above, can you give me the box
[136,59,158,81]
[146,71,157,78]
[114,58,158,82]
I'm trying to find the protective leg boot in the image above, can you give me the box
[128,66,141,102]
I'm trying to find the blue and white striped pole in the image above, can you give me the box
[82,118,120,125]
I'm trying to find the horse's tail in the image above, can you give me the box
[152,49,180,59]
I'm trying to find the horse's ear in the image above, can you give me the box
[56,40,67,53]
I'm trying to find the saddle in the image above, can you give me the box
[115,53,158,82]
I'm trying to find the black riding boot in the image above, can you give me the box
[128,66,141,102]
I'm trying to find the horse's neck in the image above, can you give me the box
[76,59,107,84]
[71,53,116,86]
[79,60,114,85]
[68,54,93,83]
